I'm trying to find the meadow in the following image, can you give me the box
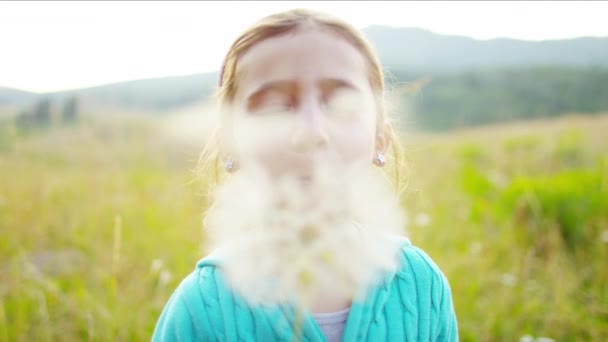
[0,111,606,341]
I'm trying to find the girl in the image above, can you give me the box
[153,9,457,342]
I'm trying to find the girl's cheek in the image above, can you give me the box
[327,118,376,164]
[324,94,378,164]
[232,115,294,161]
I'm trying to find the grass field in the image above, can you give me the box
[1,112,607,341]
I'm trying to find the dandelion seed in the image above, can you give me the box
[150,259,163,274]
[519,335,534,342]
[601,230,608,243]
[536,337,555,342]
[525,279,540,293]
[488,170,507,187]
[414,213,431,227]
[159,271,172,287]
[468,242,482,255]
[501,273,517,287]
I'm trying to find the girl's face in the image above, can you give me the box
[227,28,386,180]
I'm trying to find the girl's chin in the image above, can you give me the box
[297,175,314,186]
[240,158,369,185]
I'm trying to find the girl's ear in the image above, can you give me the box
[372,121,393,167]
[375,121,393,155]
[218,132,238,172]
[217,107,243,172]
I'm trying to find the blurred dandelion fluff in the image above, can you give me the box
[203,162,407,308]
[150,258,163,274]
[159,270,172,287]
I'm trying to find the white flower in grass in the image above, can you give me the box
[203,162,406,309]
[520,335,554,342]
[501,273,517,287]
[536,337,555,342]
[519,335,534,342]
[414,212,431,227]
[468,242,482,255]
[159,270,172,287]
[601,230,608,243]
[150,258,163,274]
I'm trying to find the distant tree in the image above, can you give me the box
[405,66,608,131]
[62,96,79,124]
[15,109,33,135]
[0,116,17,150]
[33,98,52,129]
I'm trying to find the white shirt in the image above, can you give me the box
[311,307,351,342]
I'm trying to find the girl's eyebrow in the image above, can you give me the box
[318,78,360,93]
[246,80,295,102]
[246,78,360,102]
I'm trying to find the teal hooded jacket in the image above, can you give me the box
[152,237,458,341]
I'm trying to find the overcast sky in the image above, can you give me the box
[1,1,607,93]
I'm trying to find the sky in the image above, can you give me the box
[1,1,607,93]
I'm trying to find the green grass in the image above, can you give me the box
[0,117,207,341]
[1,113,607,341]
[404,114,608,341]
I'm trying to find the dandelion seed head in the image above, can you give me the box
[203,161,406,308]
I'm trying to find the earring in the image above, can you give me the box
[374,151,386,167]
[224,157,234,172]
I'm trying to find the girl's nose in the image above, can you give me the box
[291,95,329,153]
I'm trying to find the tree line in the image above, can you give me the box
[391,66,608,130]
[14,96,80,134]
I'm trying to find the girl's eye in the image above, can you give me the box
[322,89,361,120]
[251,92,295,115]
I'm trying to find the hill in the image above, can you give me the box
[2,27,607,130]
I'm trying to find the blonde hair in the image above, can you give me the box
[198,8,406,193]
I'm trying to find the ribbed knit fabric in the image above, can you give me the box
[152,237,458,341]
